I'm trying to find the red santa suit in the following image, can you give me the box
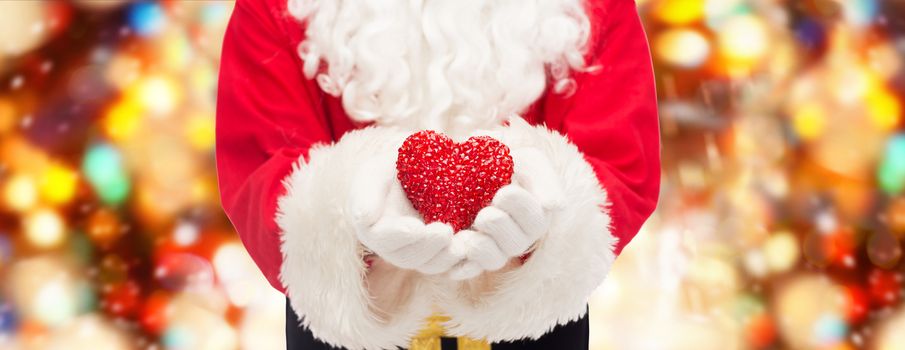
[216,0,660,348]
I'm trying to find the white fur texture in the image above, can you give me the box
[437,118,617,342]
[277,126,439,350]
[286,0,591,138]
[277,120,615,348]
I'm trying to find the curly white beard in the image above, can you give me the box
[288,0,591,137]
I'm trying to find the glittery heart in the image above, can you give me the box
[396,130,514,232]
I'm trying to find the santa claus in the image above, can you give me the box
[215,0,660,348]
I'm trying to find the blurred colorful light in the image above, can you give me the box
[878,134,905,195]
[86,208,121,245]
[140,291,171,335]
[9,257,91,328]
[103,99,142,142]
[23,208,65,249]
[867,230,902,269]
[654,0,704,25]
[39,163,78,205]
[717,15,769,72]
[704,0,748,28]
[774,276,846,349]
[745,312,776,349]
[185,112,215,151]
[72,0,127,11]
[843,285,869,324]
[33,280,79,326]
[214,242,269,307]
[792,102,826,141]
[813,314,848,347]
[172,222,199,247]
[0,302,16,334]
[128,1,166,37]
[136,76,181,117]
[82,144,130,205]
[44,315,130,350]
[866,85,902,131]
[889,197,905,234]
[868,269,902,307]
[0,1,50,57]
[155,253,214,292]
[0,98,15,133]
[841,0,879,27]
[162,31,193,71]
[0,234,11,267]
[654,28,710,69]
[876,308,905,350]
[102,280,141,317]
[163,294,238,350]
[3,174,37,212]
[764,231,799,273]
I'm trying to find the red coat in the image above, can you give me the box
[216,0,659,346]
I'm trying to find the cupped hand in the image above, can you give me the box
[347,157,464,274]
[447,147,564,280]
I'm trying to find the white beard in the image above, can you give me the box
[288,0,592,138]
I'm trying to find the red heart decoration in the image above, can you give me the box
[396,130,514,231]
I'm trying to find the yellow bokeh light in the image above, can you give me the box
[24,208,66,248]
[162,31,192,71]
[135,76,182,117]
[792,102,826,141]
[876,309,905,350]
[191,177,213,203]
[654,28,711,68]
[774,276,846,349]
[104,98,142,141]
[866,85,901,131]
[186,113,215,150]
[717,15,770,73]
[40,163,78,205]
[764,231,799,273]
[4,174,38,212]
[654,0,705,25]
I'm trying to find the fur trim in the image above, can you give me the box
[437,118,617,342]
[277,126,437,350]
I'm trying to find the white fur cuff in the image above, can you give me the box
[438,118,618,342]
[277,126,435,350]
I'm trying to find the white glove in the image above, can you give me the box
[448,147,564,280]
[347,157,464,275]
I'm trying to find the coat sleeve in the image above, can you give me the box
[438,0,661,342]
[217,1,437,349]
[216,0,332,294]
[549,0,661,255]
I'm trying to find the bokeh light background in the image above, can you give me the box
[0,0,903,349]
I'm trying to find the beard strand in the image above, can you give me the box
[289,0,592,136]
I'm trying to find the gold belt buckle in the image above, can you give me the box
[409,314,490,350]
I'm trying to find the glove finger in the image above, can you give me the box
[473,206,532,257]
[363,216,424,254]
[492,185,548,241]
[382,179,420,217]
[510,148,564,210]
[385,222,452,269]
[417,242,465,275]
[454,230,507,271]
[447,260,483,280]
[347,157,395,228]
